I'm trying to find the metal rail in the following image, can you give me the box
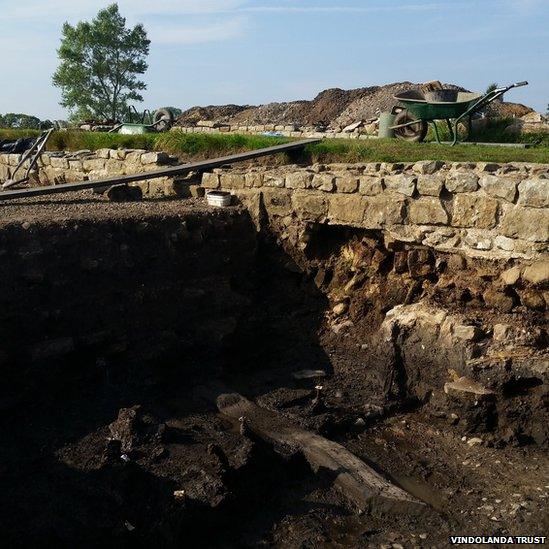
[0,138,320,202]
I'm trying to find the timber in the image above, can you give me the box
[0,138,320,202]
[217,393,427,516]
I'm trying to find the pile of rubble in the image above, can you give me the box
[175,81,535,132]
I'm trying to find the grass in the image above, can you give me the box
[305,138,549,164]
[1,128,548,164]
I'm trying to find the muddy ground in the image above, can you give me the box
[0,197,547,548]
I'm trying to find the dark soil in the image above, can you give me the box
[0,201,547,548]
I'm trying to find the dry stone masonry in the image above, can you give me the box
[1,149,547,264]
[0,149,186,198]
[202,160,549,261]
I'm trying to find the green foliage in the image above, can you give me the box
[0,113,42,129]
[485,82,499,94]
[52,3,150,121]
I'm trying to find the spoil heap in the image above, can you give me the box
[175,81,533,129]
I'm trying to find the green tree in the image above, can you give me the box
[52,3,150,121]
[0,113,42,128]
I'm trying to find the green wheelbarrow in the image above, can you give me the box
[390,81,528,145]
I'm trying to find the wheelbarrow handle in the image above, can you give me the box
[512,81,528,88]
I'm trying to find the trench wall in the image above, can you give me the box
[0,208,256,386]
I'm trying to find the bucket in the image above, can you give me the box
[206,190,232,207]
[378,112,396,139]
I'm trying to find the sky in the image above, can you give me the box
[0,0,548,119]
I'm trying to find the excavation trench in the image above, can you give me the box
[0,197,547,547]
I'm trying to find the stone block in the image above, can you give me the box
[202,172,220,189]
[412,160,443,175]
[328,195,365,224]
[244,172,264,188]
[141,151,168,165]
[0,164,11,180]
[312,173,335,192]
[8,154,22,166]
[500,207,549,242]
[220,173,246,189]
[477,162,500,173]
[110,149,127,160]
[517,178,549,208]
[409,197,448,225]
[292,192,328,221]
[522,261,549,285]
[262,188,293,217]
[50,157,69,170]
[518,289,546,310]
[383,174,416,196]
[125,150,147,164]
[479,175,517,202]
[286,171,313,189]
[82,158,106,172]
[358,176,383,195]
[68,160,83,172]
[264,175,285,188]
[96,148,111,159]
[500,266,521,286]
[445,171,479,193]
[452,193,498,229]
[417,174,444,196]
[362,194,406,229]
[105,159,125,174]
[494,235,516,252]
[380,162,404,172]
[335,175,359,193]
[483,288,514,313]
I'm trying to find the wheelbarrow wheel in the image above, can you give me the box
[393,110,428,142]
[153,108,174,132]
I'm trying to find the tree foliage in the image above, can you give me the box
[52,3,150,121]
[0,113,42,129]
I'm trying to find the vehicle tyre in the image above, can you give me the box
[393,110,428,142]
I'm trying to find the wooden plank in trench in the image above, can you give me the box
[217,393,427,516]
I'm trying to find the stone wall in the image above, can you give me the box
[202,160,549,261]
[173,124,376,140]
[1,148,547,262]
[0,149,194,198]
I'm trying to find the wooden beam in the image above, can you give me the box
[217,393,427,516]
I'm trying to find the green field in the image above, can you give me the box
[1,129,548,164]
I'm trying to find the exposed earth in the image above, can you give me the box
[175,82,534,129]
[0,194,547,548]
